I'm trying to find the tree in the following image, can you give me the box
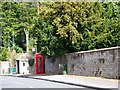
[0,47,9,61]
[1,2,37,51]
[0,2,119,57]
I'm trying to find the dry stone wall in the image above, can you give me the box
[45,56,67,75]
[30,46,119,79]
[67,47,120,79]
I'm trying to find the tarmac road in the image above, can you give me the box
[0,76,87,89]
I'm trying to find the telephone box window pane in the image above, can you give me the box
[38,58,42,72]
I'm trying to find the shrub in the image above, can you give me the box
[28,58,34,67]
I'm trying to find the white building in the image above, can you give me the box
[16,53,30,74]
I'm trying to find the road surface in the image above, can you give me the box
[0,76,87,88]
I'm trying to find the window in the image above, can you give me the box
[23,62,25,66]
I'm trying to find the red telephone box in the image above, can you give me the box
[35,53,45,74]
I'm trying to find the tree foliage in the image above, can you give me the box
[0,47,9,61]
[0,2,120,58]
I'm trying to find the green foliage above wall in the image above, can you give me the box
[28,58,34,67]
[0,47,9,61]
[0,2,120,57]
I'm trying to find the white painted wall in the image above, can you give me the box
[0,61,10,74]
[16,59,29,74]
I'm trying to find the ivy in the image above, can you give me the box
[28,58,34,67]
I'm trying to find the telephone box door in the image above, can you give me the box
[35,53,45,74]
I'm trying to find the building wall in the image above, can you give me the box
[16,59,29,74]
[67,47,120,79]
[0,61,10,74]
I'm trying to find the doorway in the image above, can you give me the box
[16,60,20,74]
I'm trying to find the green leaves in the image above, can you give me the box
[0,47,9,61]
[28,58,34,67]
[0,2,119,57]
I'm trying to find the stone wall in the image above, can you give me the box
[45,56,67,75]
[67,46,120,79]
[30,46,119,79]
[29,55,67,75]
[28,64,35,74]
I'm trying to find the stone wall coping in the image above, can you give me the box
[69,46,120,55]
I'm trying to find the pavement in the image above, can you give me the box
[8,74,120,90]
